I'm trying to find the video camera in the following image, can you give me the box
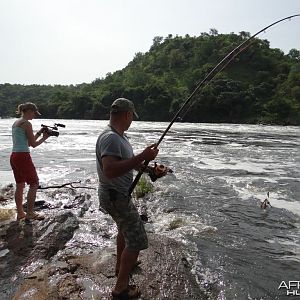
[41,123,66,137]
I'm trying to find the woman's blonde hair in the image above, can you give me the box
[16,102,39,115]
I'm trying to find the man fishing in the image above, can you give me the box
[96,98,159,299]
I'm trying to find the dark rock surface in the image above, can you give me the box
[0,184,14,203]
[0,212,79,300]
[0,188,206,300]
[11,234,205,300]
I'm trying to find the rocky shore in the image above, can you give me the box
[0,185,206,300]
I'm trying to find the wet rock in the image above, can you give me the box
[63,193,92,217]
[0,184,14,202]
[1,189,205,299]
[11,234,205,300]
[23,200,53,211]
[0,211,79,300]
[137,235,204,300]
[34,212,79,259]
[57,274,82,299]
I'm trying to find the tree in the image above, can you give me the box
[288,49,300,61]
[0,33,299,125]
[209,28,218,36]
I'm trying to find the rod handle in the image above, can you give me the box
[128,160,150,195]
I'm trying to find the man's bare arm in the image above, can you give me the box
[101,144,159,179]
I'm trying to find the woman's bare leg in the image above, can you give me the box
[27,183,39,214]
[15,182,26,218]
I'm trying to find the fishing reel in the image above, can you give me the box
[141,162,173,182]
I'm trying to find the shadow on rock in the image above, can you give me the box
[1,222,34,275]
[12,234,207,300]
[0,211,79,300]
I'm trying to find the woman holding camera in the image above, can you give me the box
[10,102,49,221]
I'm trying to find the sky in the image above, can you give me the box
[0,0,299,85]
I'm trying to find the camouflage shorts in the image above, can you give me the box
[99,188,148,251]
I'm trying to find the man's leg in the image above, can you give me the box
[115,231,125,274]
[114,247,139,293]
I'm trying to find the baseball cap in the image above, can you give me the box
[110,98,139,118]
[29,103,41,116]
[17,102,41,116]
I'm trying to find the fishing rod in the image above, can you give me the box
[129,14,300,195]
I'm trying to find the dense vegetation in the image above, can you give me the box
[1,30,299,125]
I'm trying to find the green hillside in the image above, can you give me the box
[1,31,299,125]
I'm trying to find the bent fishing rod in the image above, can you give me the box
[129,14,300,195]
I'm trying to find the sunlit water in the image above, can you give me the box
[0,119,299,299]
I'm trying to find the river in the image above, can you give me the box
[0,119,299,299]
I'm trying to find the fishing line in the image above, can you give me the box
[129,14,300,195]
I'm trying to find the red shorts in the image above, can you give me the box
[10,152,39,184]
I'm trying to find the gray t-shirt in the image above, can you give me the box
[96,125,134,195]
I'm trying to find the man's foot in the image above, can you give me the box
[111,285,141,299]
[25,212,45,221]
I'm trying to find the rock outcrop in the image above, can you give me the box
[0,189,205,300]
[0,212,79,300]
[12,234,205,300]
